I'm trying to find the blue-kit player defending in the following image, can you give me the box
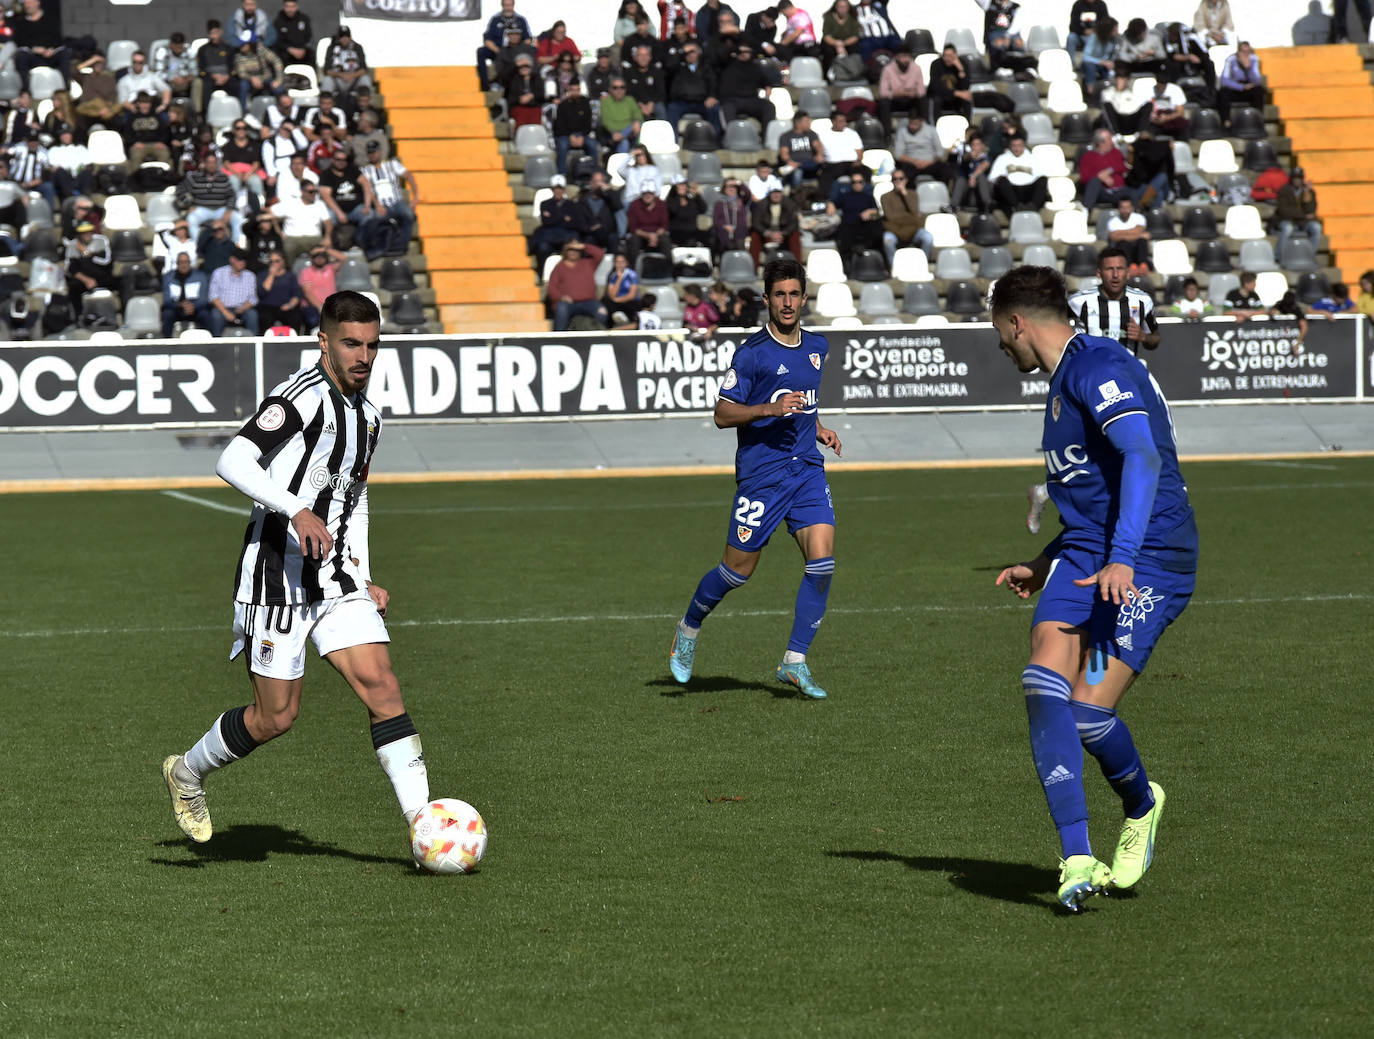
[668,255,843,699]
[989,265,1199,911]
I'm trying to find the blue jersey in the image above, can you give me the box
[718,324,829,483]
[1042,334,1197,573]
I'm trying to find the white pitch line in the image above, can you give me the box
[3,592,1369,640]
[161,490,248,516]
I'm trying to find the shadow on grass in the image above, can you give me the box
[827,850,1063,910]
[647,675,803,699]
[151,824,412,870]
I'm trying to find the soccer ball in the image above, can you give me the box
[410,798,487,875]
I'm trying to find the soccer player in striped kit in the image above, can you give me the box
[161,291,430,845]
[668,256,843,699]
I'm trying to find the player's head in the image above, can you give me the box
[1097,246,1129,297]
[763,255,807,338]
[318,291,381,396]
[989,264,1070,373]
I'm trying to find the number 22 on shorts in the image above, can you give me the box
[734,496,765,527]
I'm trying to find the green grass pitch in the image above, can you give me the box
[1,458,1370,1036]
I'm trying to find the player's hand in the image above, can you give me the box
[1074,562,1137,605]
[996,561,1045,599]
[816,425,842,456]
[291,508,333,561]
[367,581,389,618]
[1125,319,1142,341]
[768,391,808,417]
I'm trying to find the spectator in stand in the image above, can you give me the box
[551,80,598,179]
[1117,18,1166,77]
[1217,41,1264,127]
[854,0,901,61]
[599,77,642,154]
[586,47,618,99]
[1080,18,1119,103]
[716,40,774,126]
[620,144,662,204]
[245,209,285,271]
[4,89,37,144]
[624,44,668,122]
[950,134,992,213]
[359,140,419,258]
[73,54,123,127]
[231,0,276,49]
[529,174,587,267]
[548,51,583,98]
[1168,277,1212,319]
[12,0,69,90]
[1106,195,1152,273]
[200,218,236,273]
[580,168,622,245]
[778,110,824,189]
[742,5,781,59]
[47,123,91,200]
[746,157,783,202]
[537,20,581,67]
[614,2,647,49]
[893,110,952,188]
[220,118,266,195]
[321,25,372,96]
[120,94,173,174]
[1274,166,1321,261]
[1355,271,1374,323]
[208,247,260,334]
[1310,281,1354,319]
[60,195,96,244]
[196,21,237,113]
[256,250,309,331]
[666,175,710,248]
[621,14,663,66]
[479,0,533,89]
[1333,0,1372,44]
[305,123,342,174]
[64,218,116,302]
[877,49,925,132]
[816,108,863,197]
[696,0,737,48]
[1162,22,1214,90]
[1066,0,1109,63]
[1223,271,1265,319]
[546,240,607,330]
[927,45,973,121]
[350,110,387,164]
[265,92,304,132]
[156,218,199,274]
[9,129,55,210]
[681,283,719,338]
[665,40,720,131]
[304,91,347,137]
[829,166,883,271]
[490,25,537,88]
[989,133,1048,215]
[275,180,334,262]
[602,251,641,320]
[983,0,1030,73]
[776,1,820,59]
[624,184,671,265]
[711,177,750,255]
[273,0,314,67]
[658,1,694,39]
[821,1,860,72]
[666,10,700,68]
[1146,78,1189,137]
[1269,288,1309,344]
[263,120,309,199]
[182,153,243,242]
[1250,159,1286,202]
[1098,70,1147,134]
[1193,0,1234,46]
[162,251,211,336]
[118,52,172,113]
[880,169,934,265]
[298,245,340,315]
[1079,128,1132,212]
[234,32,285,110]
[502,53,545,127]
[1126,128,1173,206]
[317,148,371,246]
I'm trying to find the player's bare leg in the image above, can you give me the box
[670,545,761,683]
[327,642,430,823]
[776,523,835,700]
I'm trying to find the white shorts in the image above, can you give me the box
[231,590,390,680]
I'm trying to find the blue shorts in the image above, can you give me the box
[1032,547,1194,674]
[726,463,834,552]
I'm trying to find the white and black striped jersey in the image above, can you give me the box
[231,364,380,606]
[1067,285,1158,354]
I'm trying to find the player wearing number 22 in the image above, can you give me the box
[161,290,433,847]
[668,256,843,699]
[990,265,1199,911]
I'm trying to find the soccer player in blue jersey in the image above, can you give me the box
[668,255,843,699]
[989,265,1199,911]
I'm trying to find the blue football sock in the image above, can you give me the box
[1072,700,1155,819]
[1023,664,1091,859]
[786,556,834,654]
[683,563,749,629]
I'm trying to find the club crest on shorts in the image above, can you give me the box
[736,525,752,543]
[259,638,274,664]
[809,352,821,370]
[1051,395,1062,422]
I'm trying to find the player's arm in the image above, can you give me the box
[996,552,1052,599]
[348,482,388,616]
[714,394,807,427]
[1073,411,1160,604]
[815,413,842,456]
[215,396,332,560]
[1133,306,1161,350]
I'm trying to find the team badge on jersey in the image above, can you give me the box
[736,525,752,543]
[259,638,274,664]
[1051,395,1061,421]
[722,368,739,390]
[809,352,821,370]
[257,403,286,431]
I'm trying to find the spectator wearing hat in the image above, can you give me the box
[11,0,69,91]
[746,158,783,202]
[233,30,285,109]
[245,209,285,271]
[503,51,545,126]
[599,77,642,153]
[665,39,720,132]
[64,218,115,302]
[196,21,238,114]
[162,251,211,336]
[208,247,260,335]
[257,249,310,332]
[48,123,92,200]
[322,26,372,96]
[118,52,172,113]
[586,48,618,99]
[154,33,197,101]
[1274,166,1321,262]
[359,140,419,258]
[715,40,774,127]
[119,93,173,173]
[529,175,587,266]
[546,239,608,331]
[479,0,533,89]
[230,0,277,51]
[666,175,710,248]
[552,79,598,179]
[711,177,749,256]
[748,183,801,264]
[624,183,671,266]
[272,0,314,68]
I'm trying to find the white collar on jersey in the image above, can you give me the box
[765,322,803,348]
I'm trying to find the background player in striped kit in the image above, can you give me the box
[161,291,431,847]
[990,265,1197,911]
[1026,247,1160,534]
[668,256,843,699]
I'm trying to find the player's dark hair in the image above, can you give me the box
[989,264,1070,323]
[763,255,806,296]
[1098,246,1127,267]
[320,290,381,334]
